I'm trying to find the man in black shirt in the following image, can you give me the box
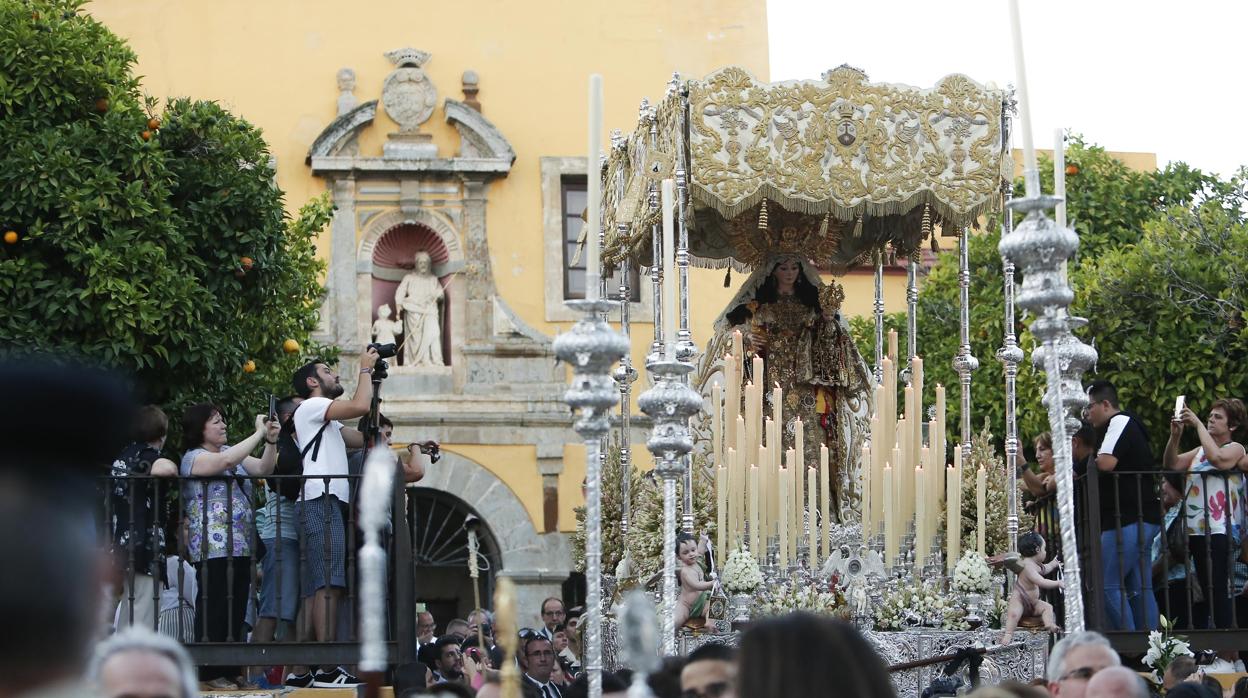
[109,405,179,631]
[1085,380,1162,631]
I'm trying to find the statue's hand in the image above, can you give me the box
[746,329,767,353]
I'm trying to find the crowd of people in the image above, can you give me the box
[1020,380,1248,639]
[106,346,436,689]
[11,355,1248,697]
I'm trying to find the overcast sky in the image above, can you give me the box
[768,0,1246,178]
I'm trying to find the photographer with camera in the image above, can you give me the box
[287,348,381,688]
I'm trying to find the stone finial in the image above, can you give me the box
[462,70,481,112]
[336,67,359,117]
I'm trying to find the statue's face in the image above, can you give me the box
[773,259,800,288]
[415,255,431,273]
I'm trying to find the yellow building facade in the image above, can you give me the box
[87,0,1155,623]
[89,0,772,622]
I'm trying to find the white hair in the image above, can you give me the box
[88,627,198,698]
[1045,630,1119,683]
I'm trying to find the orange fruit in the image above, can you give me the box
[240,256,254,271]
[3,231,17,244]
[1065,164,1079,177]
[95,98,109,113]
[282,339,300,354]
[243,360,256,373]
[147,117,161,130]
[140,130,152,141]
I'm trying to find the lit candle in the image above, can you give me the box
[735,416,747,551]
[976,463,987,556]
[808,465,818,564]
[787,448,799,561]
[716,464,727,563]
[771,383,783,432]
[749,464,760,560]
[915,464,926,568]
[869,413,882,535]
[1007,0,1038,192]
[912,356,923,470]
[883,462,895,566]
[778,464,789,567]
[794,419,804,558]
[585,75,602,299]
[712,383,722,469]
[947,464,960,572]
[661,179,676,356]
[759,443,770,541]
[821,444,831,558]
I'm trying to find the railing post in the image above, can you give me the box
[1084,465,1104,630]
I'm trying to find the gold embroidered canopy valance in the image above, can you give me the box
[602,66,1010,271]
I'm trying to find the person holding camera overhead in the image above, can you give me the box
[287,348,381,688]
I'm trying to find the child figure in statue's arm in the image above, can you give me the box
[674,532,717,629]
[1002,531,1064,644]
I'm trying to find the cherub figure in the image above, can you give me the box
[372,303,403,348]
[1002,531,1063,644]
[673,532,717,629]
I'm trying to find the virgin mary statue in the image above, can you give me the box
[710,254,872,523]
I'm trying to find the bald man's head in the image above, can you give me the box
[1085,666,1149,698]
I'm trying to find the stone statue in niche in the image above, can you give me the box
[371,303,403,348]
[336,68,359,116]
[393,251,444,367]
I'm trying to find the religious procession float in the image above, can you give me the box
[551,36,1092,695]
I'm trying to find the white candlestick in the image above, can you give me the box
[661,178,676,357]
[947,464,960,572]
[1007,0,1038,194]
[821,444,831,559]
[1054,127,1066,228]
[807,466,817,564]
[585,74,602,299]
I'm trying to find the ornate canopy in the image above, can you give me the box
[602,66,1010,272]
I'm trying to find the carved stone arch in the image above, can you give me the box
[305,101,378,162]
[411,450,571,575]
[444,99,516,164]
[358,208,464,271]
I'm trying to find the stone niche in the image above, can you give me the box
[306,49,574,613]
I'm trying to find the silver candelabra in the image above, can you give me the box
[553,299,629,697]
[1000,176,1096,634]
[639,349,703,655]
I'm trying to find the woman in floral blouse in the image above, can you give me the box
[179,403,279,690]
[1164,398,1248,629]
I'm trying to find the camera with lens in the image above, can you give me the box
[367,342,397,379]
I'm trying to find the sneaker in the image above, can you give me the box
[312,667,363,688]
[285,672,316,688]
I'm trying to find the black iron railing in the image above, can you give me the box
[103,472,415,667]
[1028,462,1248,651]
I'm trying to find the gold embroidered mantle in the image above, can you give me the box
[602,66,1008,270]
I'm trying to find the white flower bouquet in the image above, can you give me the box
[757,581,845,618]
[875,581,964,630]
[952,551,992,594]
[1142,615,1193,683]
[721,547,764,595]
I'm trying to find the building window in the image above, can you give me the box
[560,176,641,301]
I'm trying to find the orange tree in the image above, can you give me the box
[0,0,333,430]
[851,138,1239,458]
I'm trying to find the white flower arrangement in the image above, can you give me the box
[875,581,966,631]
[1143,615,1193,683]
[952,551,993,594]
[757,581,845,619]
[721,547,764,595]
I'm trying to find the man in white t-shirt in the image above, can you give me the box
[287,348,378,688]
